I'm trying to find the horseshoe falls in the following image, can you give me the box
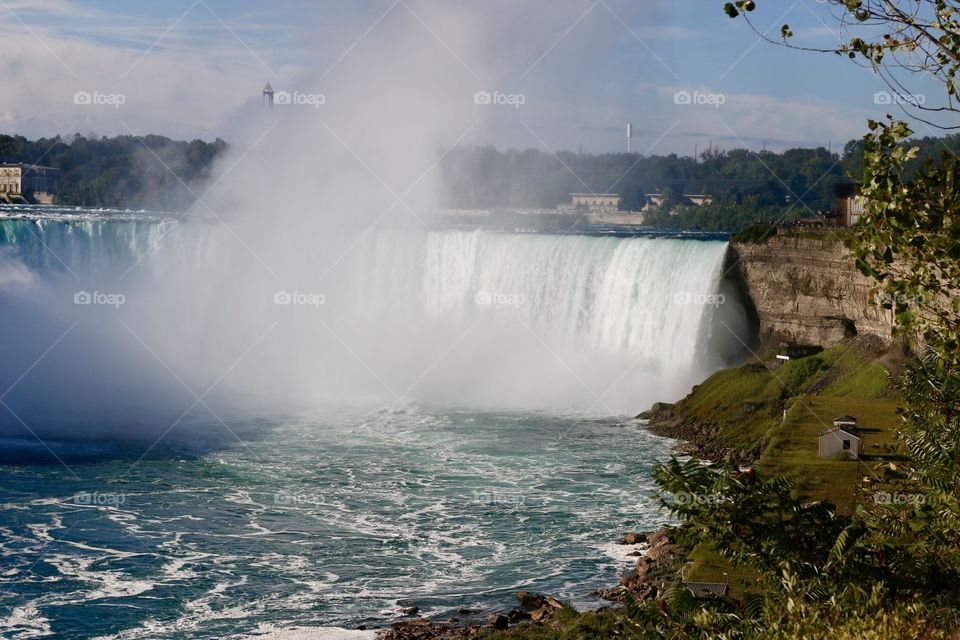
[0,208,751,639]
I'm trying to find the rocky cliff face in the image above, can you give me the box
[726,235,895,347]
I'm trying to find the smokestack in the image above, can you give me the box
[626,123,632,154]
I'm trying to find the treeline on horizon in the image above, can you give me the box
[0,133,227,211]
[2,131,959,229]
[439,134,960,231]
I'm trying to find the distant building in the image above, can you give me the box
[556,193,646,225]
[644,191,665,209]
[641,190,713,214]
[0,163,60,204]
[835,183,866,227]
[684,194,713,206]
[570,193,621,212]
[818,209,841,227]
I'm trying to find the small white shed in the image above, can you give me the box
[819,427,861,460]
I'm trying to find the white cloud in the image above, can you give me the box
[0,0,103,19]
[649,84,870,151]
[0,26,267,139]
[0,0,875,154]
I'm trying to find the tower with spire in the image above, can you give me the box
[263,82,274,110]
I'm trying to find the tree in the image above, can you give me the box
[722,1,960,360]
[625,3,960,636]
[0,133,228,210]
[723,1,960,129]
[850,118,960,360]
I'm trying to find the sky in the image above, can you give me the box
[0,0,948,156]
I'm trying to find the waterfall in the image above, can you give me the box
[0,213,750,434]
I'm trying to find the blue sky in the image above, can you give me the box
[0,0,947,155]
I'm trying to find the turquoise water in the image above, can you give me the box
[0,407,675,639]
[0,207,743,638]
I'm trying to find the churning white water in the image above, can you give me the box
[0,211,751,638]
[0,212,749,435]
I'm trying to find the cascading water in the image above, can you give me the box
[0,211,748,427]
[0,206,753,640]
[416,230,730,366]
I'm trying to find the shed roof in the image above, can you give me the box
[819,427,860,440]
[684,582,729,597]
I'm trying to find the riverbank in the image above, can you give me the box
[376,527,684,639]
[369,229,911,637]
[372,331,906,638]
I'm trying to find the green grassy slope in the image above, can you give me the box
[674,340,903,587]
[655,341,894,454]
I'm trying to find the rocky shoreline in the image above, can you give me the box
[638,402,755,466]
[376,528,680,639]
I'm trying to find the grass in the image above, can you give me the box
[731,223,854,244]
[759,396,902,515]
[822,361,892,397]
[683,543,759,599]
[676,340,902,587]
[680,393,902,589]
[665,342,894,453]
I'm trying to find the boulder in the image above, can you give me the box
[646,528,668,547]
[636,402,674,420]
[507,609,531,623]
[487,613,509,630]
[516,591,545,609]
[529,606,551,622]
[388,619,433,640]
[593,587,622,601]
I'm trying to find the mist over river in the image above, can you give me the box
[0,206,751,638]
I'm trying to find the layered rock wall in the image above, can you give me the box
[727,235,895,347]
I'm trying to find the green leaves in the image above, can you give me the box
[850,117,960,365]
[724,1,756,18]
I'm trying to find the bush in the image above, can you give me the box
[732,223,775,244]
